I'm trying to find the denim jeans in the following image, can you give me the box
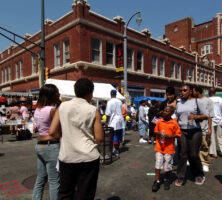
[32,143,60,200]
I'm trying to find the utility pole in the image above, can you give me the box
[40,0,45,87]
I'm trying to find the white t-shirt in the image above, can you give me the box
[105,98,125,130]
[209,96,222,126]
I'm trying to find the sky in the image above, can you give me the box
[0,0,221,52]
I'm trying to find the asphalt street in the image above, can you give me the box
[0,131,222,200]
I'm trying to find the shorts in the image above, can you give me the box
[113,129,123,144]
[155,152,173,172]
[138,123,146,137]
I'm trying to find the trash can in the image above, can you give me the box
[98,126,114,164]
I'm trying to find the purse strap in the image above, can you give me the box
[195,98,200,115]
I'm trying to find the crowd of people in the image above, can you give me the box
[3,79,219,199]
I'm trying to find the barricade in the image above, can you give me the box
[98,126,114,164]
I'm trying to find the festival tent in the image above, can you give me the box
[45,79,125,101]
[132,96,165,109]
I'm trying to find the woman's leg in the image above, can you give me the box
[32,145,48,200]
[46,144,60,200]
[177,133,188,180]
[187,131,204,178]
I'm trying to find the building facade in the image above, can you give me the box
[1,0,222,98]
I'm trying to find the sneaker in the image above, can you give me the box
[152,181,160,192]
[139,138,148,143]
[203,165,209,172]
[153,141,156,144]
[164,179,170,190]
[175,179,184,187]
[195,176,205,185]
[187,160,190,166]
[148,140,152,144]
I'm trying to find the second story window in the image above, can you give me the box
[170,62,175,78]
[137,51,143,71]
[4,68,7,82]
[8,66,11,81]
[92,38,101,63]
[20,60,23,78]
[159,58,165,76]
[63,40,70,64]
[15,62,19,79]
[127,48,134,69]
[176,64,181,79]
[106,42,114,65]
[152,56,157,75]
[201,44,213,55]
[54,43,60,67]
[31,55,37,74]
[1,69,4,83]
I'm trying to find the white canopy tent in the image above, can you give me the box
[45,79,125,101]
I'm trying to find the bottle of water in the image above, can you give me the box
[160,130,165,144]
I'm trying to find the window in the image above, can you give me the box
[20,60,23,78]
[190,68,194,82]
[208,74,211,84]
[205,73,208,83]
[106,42,114,65]
[186,67,190,81]
[127,48,133,69]
[201,71,204,82]
[4,68,7,82]
[15,62,19,79]
[54,43,60,67]
[197,70,200,82]
[31,55,38,74]
[174,26,178,32]
[92,38,101,63]
[152,56,157,75]
[170,62,175,78]
[137,51,143,71]
[1,69,4,83]
[8,66,11,81]
[201,44,213,55]
[63,40,70,64]
[159,58,165,76]
[176,64,181,79]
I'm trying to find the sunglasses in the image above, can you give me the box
[180,89,188,92]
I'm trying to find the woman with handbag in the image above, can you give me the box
[32,84,61,200]
[175,84,208,187]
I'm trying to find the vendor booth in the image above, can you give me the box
[132,96,165,109]
[45,79,125,102]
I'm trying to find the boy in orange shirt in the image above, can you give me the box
[152,106,181,192]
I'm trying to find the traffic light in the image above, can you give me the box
[45,67,50,80]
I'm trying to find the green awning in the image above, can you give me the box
[204,92,222,97]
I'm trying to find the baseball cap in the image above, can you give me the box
[110,89,117,95]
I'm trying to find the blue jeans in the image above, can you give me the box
[138,123,147,137]
[32,144,60,200]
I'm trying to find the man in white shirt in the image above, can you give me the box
[209,88,222,158]
[105,90,125,158]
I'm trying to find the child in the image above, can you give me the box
[152,106,181,192]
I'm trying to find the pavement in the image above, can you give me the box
[0,130,222,200]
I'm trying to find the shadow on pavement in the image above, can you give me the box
[215,175,222,184]
[107,196,121,200]
[0,153,5,157]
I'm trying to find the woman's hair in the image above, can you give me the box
[74,78,94,98]
[166,86,175,95]
[36,84,59,108]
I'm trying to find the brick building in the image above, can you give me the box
[0,0,222,98]
[165,13,222,87]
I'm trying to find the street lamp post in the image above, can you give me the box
[123,12,142,96]
[40,0,45,87]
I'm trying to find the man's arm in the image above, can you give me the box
[94,109,104,143]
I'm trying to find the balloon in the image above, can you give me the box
[125,115,130,121]
[102,115,107,121]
